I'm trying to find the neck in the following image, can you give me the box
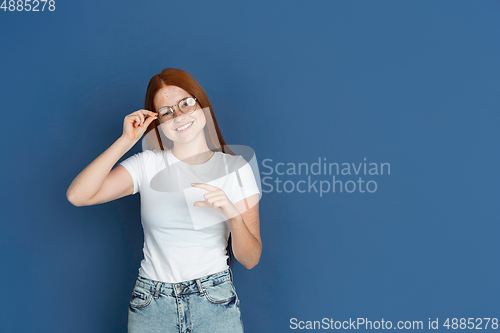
[171,133,214,165]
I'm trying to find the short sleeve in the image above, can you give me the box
[118,152,143,195]
[231,156,261,204]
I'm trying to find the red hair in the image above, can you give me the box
[144,68,233,154]
[144,68,236,266]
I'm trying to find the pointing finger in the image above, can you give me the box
[191,183,218,191]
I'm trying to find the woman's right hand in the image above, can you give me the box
[121,109,158,142]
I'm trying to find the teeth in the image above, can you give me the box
[176,121,193,131]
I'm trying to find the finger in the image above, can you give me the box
[139,110,154,125]
[205,194,226,202]
[133,115,143,128]
[205,195,227,205]
[135,111,145,126]
[139,110,157,126]
[125,113,138,122]
[126,114,140,127]
[141,109,158,117]
[144,110,158,117]
[193,201,210,208]
[144,113,158,125]
[210,200,227,209]
[203,191,224,199]
[191,183,218,191]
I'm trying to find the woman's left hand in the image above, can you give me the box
[191,183,240,220]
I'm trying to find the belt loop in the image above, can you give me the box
[228,267,233,282]
[196,279,205,295]
[153,281,162,299]
[172,283,179,297]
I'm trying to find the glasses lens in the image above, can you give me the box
[179,97,197,114]
[158,107,173,123]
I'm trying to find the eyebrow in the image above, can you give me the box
[157,95,193,110]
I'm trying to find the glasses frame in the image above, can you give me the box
[156,96,198,124]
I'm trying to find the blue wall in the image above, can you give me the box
[1,1,499,332]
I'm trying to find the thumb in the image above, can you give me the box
[144,115,157,127]
[193,201,210,208]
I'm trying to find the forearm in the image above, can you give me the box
[228,215,262,269]
[66,136,135,204]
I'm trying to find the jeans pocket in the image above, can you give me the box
[129,285,153,309]
[203,280,237,304]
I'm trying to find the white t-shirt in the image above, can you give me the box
[119,149,260,283]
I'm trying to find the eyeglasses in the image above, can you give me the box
[157,97,198,124]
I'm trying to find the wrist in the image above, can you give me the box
[118,135,138,148]
[223,204,241,221]
[227,214,245,230]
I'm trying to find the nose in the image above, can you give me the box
[172,105,189,119]
[172,108,191,124]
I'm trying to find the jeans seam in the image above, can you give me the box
[129,291,153,309]
[137,278,231,296]
[203,281,237,304]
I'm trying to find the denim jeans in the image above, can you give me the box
[127,268,244,333]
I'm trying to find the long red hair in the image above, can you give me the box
[143,68,236,266]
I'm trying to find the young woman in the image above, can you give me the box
[67,68,261,332]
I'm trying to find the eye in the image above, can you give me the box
[158,107,172,116]
[185,97,196,106]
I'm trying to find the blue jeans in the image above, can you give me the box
[127,268,244,333]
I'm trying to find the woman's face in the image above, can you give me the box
[153,85,207,144]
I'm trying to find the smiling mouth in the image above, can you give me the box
[176,121,194,131]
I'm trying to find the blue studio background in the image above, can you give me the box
[1,1,499,332]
